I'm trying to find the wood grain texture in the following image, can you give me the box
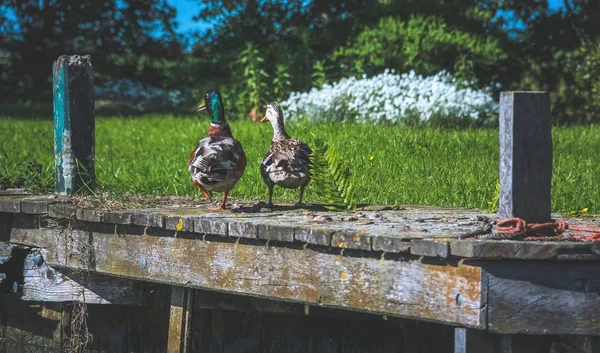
[0,199,20,213]
[168,286,193,353]
[20,199,49,214]
[10,226,485,328]
[103,211,132,224]
[454,328,494,353]
[485,262,600,335]
[21,253,145,304]
[411,239,449,258]
[5,194,600,259]
[52,55,95,196]
[132,212,164,228]
[0,241,13,264]
[499,91,552,223]
[76,208,103,223]
[450,240,595,260]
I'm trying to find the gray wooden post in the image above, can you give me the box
[499,92,552,223]
[167,286,194,353]
[454,328,494,353]
[53,55,95,195]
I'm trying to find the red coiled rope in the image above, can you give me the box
[496,217,600,242]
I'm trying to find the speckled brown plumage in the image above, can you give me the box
[260,102,311,206]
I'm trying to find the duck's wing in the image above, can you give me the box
[262,139,311,176]
[189,136,246,186]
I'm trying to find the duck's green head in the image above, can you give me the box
[198,89,225,124]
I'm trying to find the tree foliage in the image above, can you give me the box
[0,0,183,101]
[1,0,600,123]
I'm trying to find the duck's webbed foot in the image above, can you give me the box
[208,191,229,210]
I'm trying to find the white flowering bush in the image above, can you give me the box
[280,70,498,125]
[94,79,189,112]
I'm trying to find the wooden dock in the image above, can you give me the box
[1,195,600,352]
[1,56,599,353]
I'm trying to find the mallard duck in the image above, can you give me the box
[188,90,247,210]
[260,102,311,207]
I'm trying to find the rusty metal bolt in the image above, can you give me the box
[33,254,44,267]
[455,293,463,306]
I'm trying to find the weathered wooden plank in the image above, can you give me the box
[12,212,41,229]
[331,231,371,250]
[294,227,332,246]
[454,328,494,353]
[372,235,411,253]
[499,91,552,223]
[53,54,95,195]
[166,216,195,232]
[14,226,486,328]
[411,239,449,258]
[485,262,600,335]
[20,199,50,214]
[21,253,145,304]
[76,208,103,223]
[103,211,132,225]
[257,224,294,242]
[167,286,193,353]
[0,241,14,264]
[48,202,76,219]
[228,220,258,238]
[451,240,594,260]
[193,289,305,314]
[0,198,20,213]
[131,212,164,228]
[195,217,228,236]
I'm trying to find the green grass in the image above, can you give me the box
[1,115,599,214]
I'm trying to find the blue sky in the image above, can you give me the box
[168,0,211,34]
[167,0,568,35]
[1,0,569,36]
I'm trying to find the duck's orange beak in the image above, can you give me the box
[260,115,268,122]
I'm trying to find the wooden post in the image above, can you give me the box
[454,328,494,353]
[53,55,95,195]
[499,92,552,223]
[167,287,194,353]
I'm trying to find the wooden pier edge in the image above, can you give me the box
[9,224,487,330]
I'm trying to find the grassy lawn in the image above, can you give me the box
[1,115,599,214]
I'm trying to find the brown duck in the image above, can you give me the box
[260,102,311,207]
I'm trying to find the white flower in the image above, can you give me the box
[280,70,498,125]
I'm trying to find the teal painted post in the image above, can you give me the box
[52,55,95,195]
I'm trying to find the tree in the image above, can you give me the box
[0,0,183,101]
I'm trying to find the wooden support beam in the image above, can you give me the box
[499,91,552,223]
[485,262,600,335]
[52,54,95,195]
[10,226,486,329]
[454,328,494,353]
[21,253,145,305]
[167,286,193,353]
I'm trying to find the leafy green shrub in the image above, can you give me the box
[331,15,507,87]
